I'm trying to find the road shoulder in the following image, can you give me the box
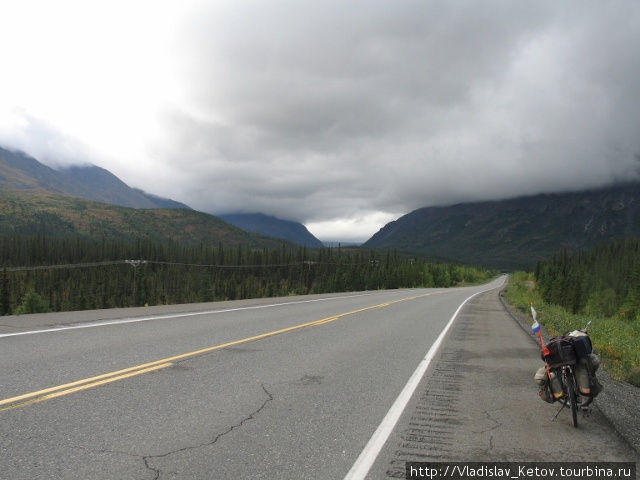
[499,289,640,458]
[371,288,639,479]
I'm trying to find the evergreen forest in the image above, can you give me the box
[504,237,640,385]
[535,237,640,320]
[0,235,495,315]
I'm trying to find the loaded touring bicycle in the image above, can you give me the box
[531,305,602,428]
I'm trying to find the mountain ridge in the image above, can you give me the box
[364,182,640,270]
[0,146,321,246]
[0,189,292,249]
[219,213,323,247]
[0,146,189,210]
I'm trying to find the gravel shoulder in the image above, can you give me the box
[372,287,639,479]
[499,288,640,457]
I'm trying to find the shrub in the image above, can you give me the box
[14,290,50,315]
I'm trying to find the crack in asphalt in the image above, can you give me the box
[143,455,161,480]
[65,383,274,479]
[472,409,503,435]
[142,383,274,479]
[473,409,504,458]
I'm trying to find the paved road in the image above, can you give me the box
[369,288,639,479]
[0,276,636,479]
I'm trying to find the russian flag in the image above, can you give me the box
[530,305,541,333]
[531,319,541,333]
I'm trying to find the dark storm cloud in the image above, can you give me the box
[182,1,548,148]
[156,0,639,233]
[4,1,637,241]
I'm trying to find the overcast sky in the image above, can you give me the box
[1,1,639,242]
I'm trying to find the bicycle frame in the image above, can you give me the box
[551,363,588,428]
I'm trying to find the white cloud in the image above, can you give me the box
[306,212,400,244]
[1,1,639,241]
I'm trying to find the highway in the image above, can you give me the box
[1,276,637,479]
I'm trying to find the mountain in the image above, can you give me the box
[131,188,190,209]
[0,189,290,249]
[219,213,323,247]
[364,182,640,270]
[0,146,300,250]
[0,146,189,210]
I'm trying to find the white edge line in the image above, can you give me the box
[0,292,386,338]
[343,279,504,480]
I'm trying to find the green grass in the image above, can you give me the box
[504,272,640,386]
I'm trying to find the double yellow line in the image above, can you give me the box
[0,292,435,412]
[0,363,174,412]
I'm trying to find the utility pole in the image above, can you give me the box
[303,260,317,270]
[125,260,147,305]
[0,267,9,315]
[303,261,316,292]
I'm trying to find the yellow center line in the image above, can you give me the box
[0,291,439,411]
[0,363,173,412]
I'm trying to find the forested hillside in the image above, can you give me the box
[535,237,640,319]
[220,213,323,247]
[0,235,495,314]
[0,146,189,209]
[0,190,286,249]
[365,182,640,270]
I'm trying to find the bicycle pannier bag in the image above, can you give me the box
[538,384,554,403]
[574,359,591,395]
[534,366,547,386]
[590,375,603,398]
[585,352,600,373]
[534,367,554,403]
[575,356,603,398]
[543,337,577,367]
[569,333,593,358]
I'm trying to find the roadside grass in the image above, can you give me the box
[504,272,640,387]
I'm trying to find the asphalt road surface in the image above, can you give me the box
[1,276,637,479]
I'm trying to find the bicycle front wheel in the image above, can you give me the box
[566,368,578,428]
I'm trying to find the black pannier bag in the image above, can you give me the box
[568,333,593,358]
[542,336,577,368]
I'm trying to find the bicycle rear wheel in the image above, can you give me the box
[566,368,578,428]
